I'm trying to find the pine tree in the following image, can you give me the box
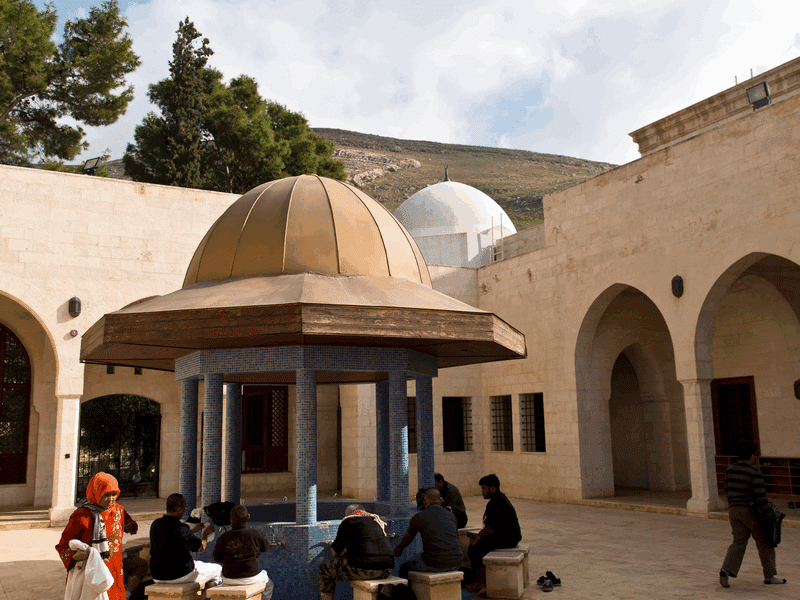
[0,1,140,164]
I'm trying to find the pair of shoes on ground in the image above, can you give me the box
[721,570,787,587]
[536,571,561,592]
[465,581,484,593]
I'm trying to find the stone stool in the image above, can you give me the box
[457,527,481,568]
[407,571,463,600]
[145,581,205,600]
[491,544,530,586]
[206,581,267,600]
[350,576,408,600]
[483,551,524,599]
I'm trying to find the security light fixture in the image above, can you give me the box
[746,82,770,109]
[68,296,81,317]
[671,275,684,298]
[82,157,102,175]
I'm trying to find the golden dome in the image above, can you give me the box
[183,175,431,288]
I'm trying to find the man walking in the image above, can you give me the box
[467,474,522,593]
[394,489,463,578]
[318,504,395,600]
[719,440,786,587]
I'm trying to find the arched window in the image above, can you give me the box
[0,324,31,485]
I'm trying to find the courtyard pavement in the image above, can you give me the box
[0,495,797,600]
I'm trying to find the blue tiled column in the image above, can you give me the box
[296,369,317,525]
[202,373,224,507]
[415,376,435,490]
[376,381,390,503]
[179,379,199,512]
[388,371,409,517]
[224,383,242,504]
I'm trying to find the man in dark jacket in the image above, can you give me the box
[719,440,786,587]
[466,474,522,593]
[434,473,468,528]
[318,504,395,600]
[213,505,273,599]
[149,493,222,587]
[394,489,463,578]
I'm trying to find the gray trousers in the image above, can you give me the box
[721,505,776,579]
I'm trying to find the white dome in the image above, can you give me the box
[394,181,517,238]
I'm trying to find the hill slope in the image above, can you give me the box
[314,128,615,230]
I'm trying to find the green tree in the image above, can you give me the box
[0,0,140,164]
[124,19,344,193]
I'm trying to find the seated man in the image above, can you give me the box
[394,489,463,579]
[434,473,468,528]
[213,505,273,600]
[317,504,395,600]
[149,493,222,588]
[466,474,522,593]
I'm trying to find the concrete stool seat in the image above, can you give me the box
[457,527,481,568]
[490,544,530,586]
[350,576,408,600]
[206,581,266,599]
[484,551,524,599]
[407,570,463,600]
[145,580,205,600]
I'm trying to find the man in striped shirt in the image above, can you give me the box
[719,440,786,587]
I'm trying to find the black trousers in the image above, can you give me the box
[468,535,520,569]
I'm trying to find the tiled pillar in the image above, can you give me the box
[681,378,725,515]
[389,371,409,517]
[179,379,199,512]
[415,376,435,490]
[296,369,317,525]
[376,380,390,503]
[202,373,224,508]
[49,394,81,524]
[224,383,242,504]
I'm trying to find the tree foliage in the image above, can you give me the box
[0,0,140,164]
[124,19,344,193]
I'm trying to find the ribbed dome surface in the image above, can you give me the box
[183,175,431,288]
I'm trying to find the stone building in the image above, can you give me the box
[1,56,799,522]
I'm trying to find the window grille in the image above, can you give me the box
[407,396,417,454]
[442,397,472,452]
[521,393,546,452]
[242,386,288,473]
[491,395,513,451]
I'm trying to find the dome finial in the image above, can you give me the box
[444,165,450,181]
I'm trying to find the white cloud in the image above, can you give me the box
[48,0,800,168]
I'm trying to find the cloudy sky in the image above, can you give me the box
[36,0,800,166]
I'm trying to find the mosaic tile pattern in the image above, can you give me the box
[376,381,390,503]
[175,346,438,380]
[296,369,317,525]
[415,376,435,489]
[179,379,199,512]
[389,371,409,517]
[202,373,224,507]
[224,383,242,503]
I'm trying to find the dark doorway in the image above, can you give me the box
[242,386,289,473]
[77,395,161,500]
[0,324,31,485]
[710,376,760,456]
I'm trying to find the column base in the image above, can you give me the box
[49,505,75,526]
[686,495,726,517]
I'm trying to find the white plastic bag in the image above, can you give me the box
[64,540,112,600]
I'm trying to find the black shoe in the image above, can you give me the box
[545,571,561,586]
[720,570,730,588]
[542,579,553,592]
[536,575,547,587]
[764,577,787,584]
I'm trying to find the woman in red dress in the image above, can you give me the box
[56,472,138,600]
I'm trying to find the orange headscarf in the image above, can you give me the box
[86,472,120,506]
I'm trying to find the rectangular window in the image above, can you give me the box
[407,396,417,454]
[491,395,513,451]
[442,397,472,452]
[520,393,546,452]
[242,386,289,473]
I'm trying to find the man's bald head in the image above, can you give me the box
[423,488,443,507]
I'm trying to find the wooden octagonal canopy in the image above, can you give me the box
[80,176,526,381]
